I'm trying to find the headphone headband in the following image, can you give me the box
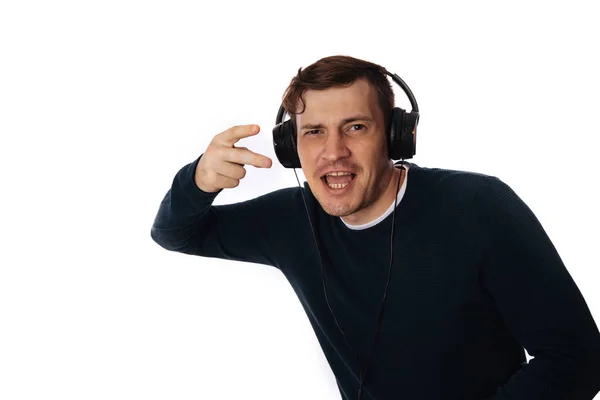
[386,71,419,113]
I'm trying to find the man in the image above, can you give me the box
[150,55,600,399]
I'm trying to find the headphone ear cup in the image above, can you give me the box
[388,107,404,160]
[402,111,419,159]
[388,107,417,160]
[272,120,301,168]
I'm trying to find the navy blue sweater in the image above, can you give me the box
[150,156,600,400]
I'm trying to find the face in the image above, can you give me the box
[295,78,398,225]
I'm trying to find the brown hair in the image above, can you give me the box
[281,55,395,132]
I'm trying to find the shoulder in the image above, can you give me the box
[405,162,502,212]
[407,162,499,190]
[406,163,535,242]
[471,171,535,226]
[216,185,309,221]
[223,185,304,208]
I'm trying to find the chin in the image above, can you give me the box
[308,176,358,213]
[315,193,358,217]
[322,204,354,217]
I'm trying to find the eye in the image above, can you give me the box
[304,129,321,135]
[349,124,365,132]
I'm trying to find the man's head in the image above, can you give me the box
[281,55,401,225]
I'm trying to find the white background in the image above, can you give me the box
[1,1,599,399]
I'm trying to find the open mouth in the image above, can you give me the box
[321,173,356,190]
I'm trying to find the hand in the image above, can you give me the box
[194,124,273,192]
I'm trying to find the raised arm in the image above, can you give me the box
[150,124,295,269]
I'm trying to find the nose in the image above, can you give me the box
[321,132,350,162]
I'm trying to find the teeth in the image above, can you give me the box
[327,182,349,189]
[326,172,352,176]
[322,172,354,190]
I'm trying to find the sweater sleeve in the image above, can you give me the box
[150,155,294,269]
[476,177,600,400]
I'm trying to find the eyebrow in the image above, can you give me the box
[300,115,374,130]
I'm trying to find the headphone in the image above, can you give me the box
[272,68,420,399]
[272,71,420,168]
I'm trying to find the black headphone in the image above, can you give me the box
[272,71,420,168]
[273,68,418,400]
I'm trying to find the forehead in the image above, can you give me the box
[296,78,380,124]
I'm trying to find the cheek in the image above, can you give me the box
[297,153,316,177]
[296,140,308,161]
[297,144,316,165]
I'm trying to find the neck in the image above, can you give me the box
[341,164,404,226]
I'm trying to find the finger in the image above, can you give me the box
[217,124,260,146]
[213,161,247,181]
[215,173,241,189]
[223,146,272,168]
